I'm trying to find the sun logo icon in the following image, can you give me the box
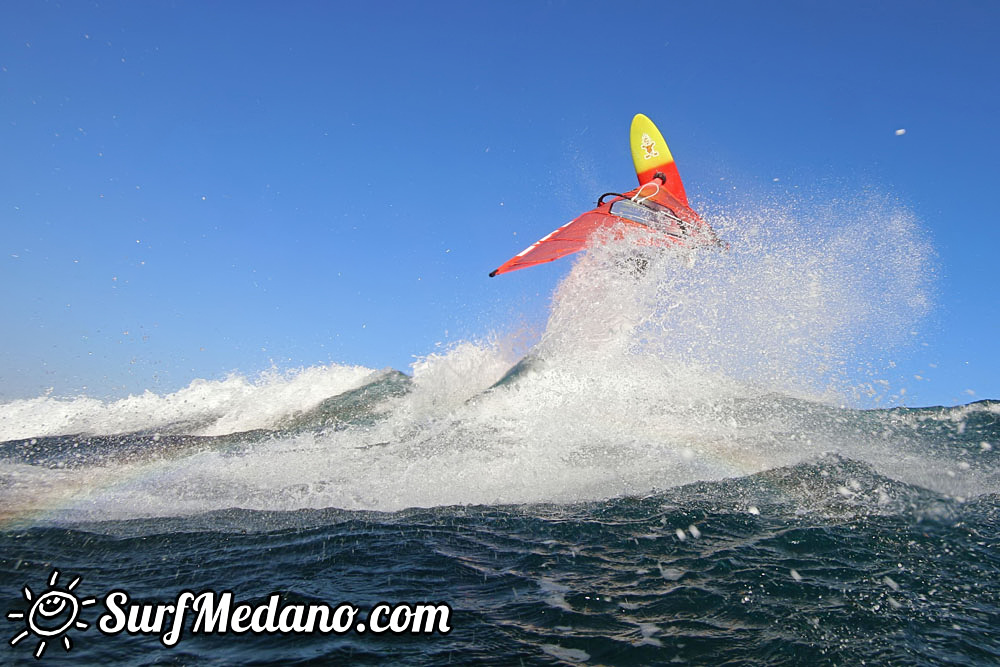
[7,569,97,659]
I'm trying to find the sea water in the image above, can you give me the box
[1,195,996,664]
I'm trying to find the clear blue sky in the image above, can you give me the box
[2,1,997,406]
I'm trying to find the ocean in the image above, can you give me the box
[2,201,997,664]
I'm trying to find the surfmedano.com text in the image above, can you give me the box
[98,590,452,647]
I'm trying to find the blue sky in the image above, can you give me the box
[2,1,997,406]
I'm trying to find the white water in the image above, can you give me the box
[5,193,994,520]
[0,363,378,441]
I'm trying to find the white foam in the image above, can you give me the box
[541,645,590,663]
[0,363,378,440]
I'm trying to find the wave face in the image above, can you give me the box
[0,458,996,664]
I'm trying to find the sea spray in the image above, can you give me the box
[1,189,977,521]
[536,192,934,404]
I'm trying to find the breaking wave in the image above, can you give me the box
[4,190,993,522]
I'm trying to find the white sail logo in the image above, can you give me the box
[641,133,659,159]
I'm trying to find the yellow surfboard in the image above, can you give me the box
[629,113,688,206]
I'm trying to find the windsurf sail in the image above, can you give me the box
[489,211,620,277]
[489,114,721,278]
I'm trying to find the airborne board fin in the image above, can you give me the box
[630,113,688,206]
